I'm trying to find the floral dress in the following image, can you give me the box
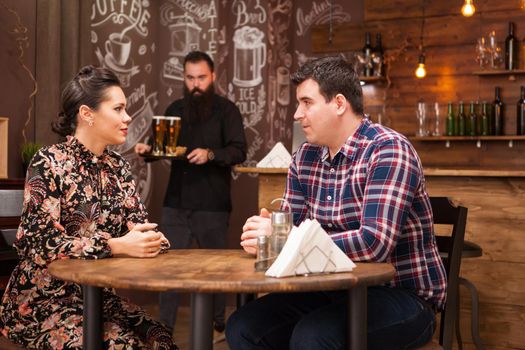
[0,137,174,349]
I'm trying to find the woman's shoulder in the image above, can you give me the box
[32,141,72,166]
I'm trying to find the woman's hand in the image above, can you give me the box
[108,223,164,258]
[240,208,271,255]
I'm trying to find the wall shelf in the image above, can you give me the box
[472,69,525,81]
[359,76,386,84]
[410,135,525,148]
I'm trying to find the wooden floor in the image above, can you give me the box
[0,303,231,350]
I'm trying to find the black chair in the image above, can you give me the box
[417,197,467,350]
[0,180,24,297]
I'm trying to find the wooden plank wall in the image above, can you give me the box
[312,0,525,170]
[312,1,525,349]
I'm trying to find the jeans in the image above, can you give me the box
[226,286,436,350]
[159,207,229,330]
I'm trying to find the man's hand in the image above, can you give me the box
[108,223,164,258]
[187,148,210,165]
[134,143,152,154]
[240,208,271,255]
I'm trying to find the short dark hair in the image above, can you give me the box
[183,51,215,72]
[291,56,363,115]
[52,65,121,136]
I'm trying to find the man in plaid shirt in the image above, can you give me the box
[227,56,447,349]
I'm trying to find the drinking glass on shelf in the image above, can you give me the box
[430,102,441,136]
[416,102,428,136]
[475,37,489,69]
[487,31,503,69]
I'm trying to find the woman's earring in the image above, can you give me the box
[88,119,94,127]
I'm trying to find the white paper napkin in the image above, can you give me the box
[265,219,356,278]
[256,142,292,168]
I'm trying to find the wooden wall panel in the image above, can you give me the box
[415,142,525,168]
[365,0,518,20]
[313,12,524,53]
[313,0,525,170]
[457,303,525,349]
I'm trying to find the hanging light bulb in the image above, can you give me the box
[415,0,427,79]
[461,0,476,17]
[415,54,427,78]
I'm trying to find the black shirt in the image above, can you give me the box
[163,94,247,211]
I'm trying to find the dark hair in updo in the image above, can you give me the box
[52,65,121,136]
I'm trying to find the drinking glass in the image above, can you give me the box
[431,102,441,136]
[416,102,428,136]
[152,116,167,155]
[165,116,181,155]
[475,37,489,69]
[488,31,503,69]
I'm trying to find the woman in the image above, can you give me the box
[0,66,177,349]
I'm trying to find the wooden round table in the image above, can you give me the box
[49,249,395,350]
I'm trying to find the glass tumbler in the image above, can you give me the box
[431,102,441,136]
[416,102,428,136]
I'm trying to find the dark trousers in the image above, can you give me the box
[226,286,436,350]
[159,207,229,331]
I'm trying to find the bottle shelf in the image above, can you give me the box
[359,76,386,84]
[472,69,525,81]
[410,135,525,148]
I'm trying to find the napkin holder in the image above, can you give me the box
[265,219,356,278]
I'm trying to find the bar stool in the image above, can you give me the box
[457,241,484,350]
[438,240,483,350]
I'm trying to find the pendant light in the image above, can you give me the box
[415,54,427,78]
[415,0,427,78]
[461,0,476,17]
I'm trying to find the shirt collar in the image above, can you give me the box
[320,117,371,162]
[67,136,111,166]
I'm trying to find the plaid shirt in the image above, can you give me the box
[284,118,447,309]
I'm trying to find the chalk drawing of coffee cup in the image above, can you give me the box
[277,67,290,105]
[233,26,266,88]
[105,33,131,66]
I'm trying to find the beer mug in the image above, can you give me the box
[165,116,181,155]
[152,116,167,155]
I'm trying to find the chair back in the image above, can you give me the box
[0,180,24,295]
[429,196,468,350]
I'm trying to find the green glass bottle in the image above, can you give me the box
[517,86,525,135]
[467,101,477,136]
[457,101,466,136]
[480,101,489,136]
[446,102,455,136]
[494,87,504,135]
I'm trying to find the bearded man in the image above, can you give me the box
[135,51,247,334]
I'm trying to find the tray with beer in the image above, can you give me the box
[140,147,188,161]
[141,115,187,161]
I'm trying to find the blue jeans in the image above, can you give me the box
[226,286,436,350]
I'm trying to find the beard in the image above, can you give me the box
[183,83,215,124]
